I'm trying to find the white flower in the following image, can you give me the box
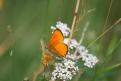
[64,38,78,49]
[64,38,69,44]
[51,56,79,81]
[77,45,98,68]
[66,54,80,61]
[69,39,78,49]
[78,45,88,54]
[83,54,98,68]
[51,21,71,37]
[64,38,98,68]
[51,26,56,30]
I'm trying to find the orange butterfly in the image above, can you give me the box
[42,28,68,66]
[47,28,68,58]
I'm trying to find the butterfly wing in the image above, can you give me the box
[48,29,64,45]
[52,43,68,57]
[48,29,68,58]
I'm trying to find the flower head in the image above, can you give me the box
[51,54,79,81]
[78,45,98,68]
[83,54,98,68]
[64,38,98,68]
[51,21,70,37]
[64,38,78,49]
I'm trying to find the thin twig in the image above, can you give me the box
[74,68,84,81]
[32,65,44,81]
[73,22,89,55]
[32,40,45,81]
[40,40,45,55]
[69,0,81,40]
[79,22,89,45]
[87,18,121,48]
[103,0,113,29]
[100,0,113,47]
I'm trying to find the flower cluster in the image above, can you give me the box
[77,45,98,68]
[51,56,79,81]
[64,38,78,49]
[50,21,98,81]
[51,21,71,37]
[65,38,98,68]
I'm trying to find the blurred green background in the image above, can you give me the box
[0,0,121,81]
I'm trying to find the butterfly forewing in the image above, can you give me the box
[48,29,63,45]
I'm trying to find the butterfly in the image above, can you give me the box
[42,28,68,66]
[47,28,68,58]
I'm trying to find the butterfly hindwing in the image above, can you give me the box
[53,43,68,57]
